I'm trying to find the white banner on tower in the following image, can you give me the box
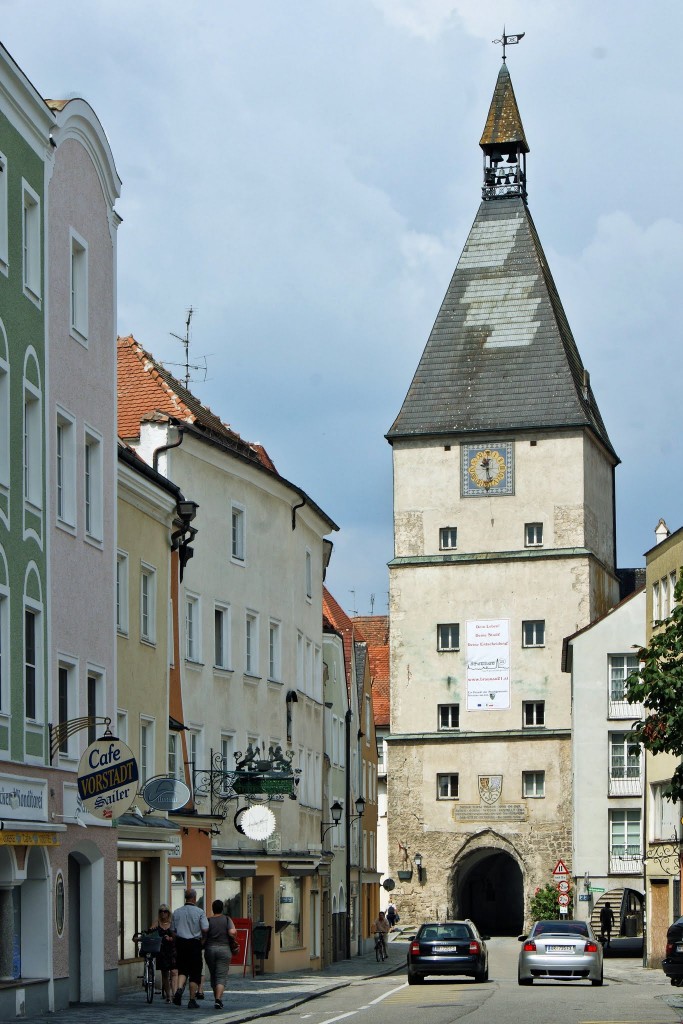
[466,619,510,710]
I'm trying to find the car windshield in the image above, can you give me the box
[420,924,471,941]
[532,921,588,937]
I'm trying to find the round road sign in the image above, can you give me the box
[558,893,570,907]
[557,879,570,894]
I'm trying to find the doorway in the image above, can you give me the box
[453,847,524,935]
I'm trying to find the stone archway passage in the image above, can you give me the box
[455,849,524,936]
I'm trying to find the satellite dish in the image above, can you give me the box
[383,878,396,891]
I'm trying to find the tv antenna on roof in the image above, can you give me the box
[165,307,207,388]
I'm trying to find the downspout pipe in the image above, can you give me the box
[153,423,185,473]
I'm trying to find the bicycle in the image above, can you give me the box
[133,931,162,1003]
[375,931,387,962]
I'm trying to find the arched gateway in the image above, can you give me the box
[451,835,524,936]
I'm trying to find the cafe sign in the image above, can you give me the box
[77,738,139,820]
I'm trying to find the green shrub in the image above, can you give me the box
[529,882,573,920]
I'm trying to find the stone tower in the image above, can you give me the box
[385,60,620,933]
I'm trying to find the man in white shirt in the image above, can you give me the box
[172,889,209,1007]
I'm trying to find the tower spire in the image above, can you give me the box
[480,61,529,201]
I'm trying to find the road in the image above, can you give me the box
[274,939,681,1024]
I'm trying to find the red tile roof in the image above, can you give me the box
[353,615,389,727]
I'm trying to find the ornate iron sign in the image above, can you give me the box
[191,744,299,820]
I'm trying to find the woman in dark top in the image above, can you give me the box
[204,899,237,1009]
[150,904,177,1002]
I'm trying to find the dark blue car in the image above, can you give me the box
[407,920,489,984]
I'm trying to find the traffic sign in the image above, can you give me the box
[558,894,570,906]
[589,886,605,894]
[557,879,570,894]
[552,859,569,877]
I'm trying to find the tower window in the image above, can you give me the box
[524,523,543,547]
[439,527,458,550]
[522,620,545,648]
[523,701,545,727]
[437,773,459,799]
[438,704,460,730]
[437,623,460,652]
[522,771,545,798]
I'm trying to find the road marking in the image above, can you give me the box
[316,982,408,1024]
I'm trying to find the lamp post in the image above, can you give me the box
[321,799,344,845]
[352,795,366,956]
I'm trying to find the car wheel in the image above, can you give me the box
[474,969,487,984]
[591,974,604,987]
[407,973,422,985]
[518,973,532,986]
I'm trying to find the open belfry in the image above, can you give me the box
[385,49,620,933]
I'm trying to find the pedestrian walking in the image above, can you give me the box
[149,904,177,1002]
[204,900,237,1010]
[172,889,209,1008]
[600,902,615,948]
[386,903,398,929]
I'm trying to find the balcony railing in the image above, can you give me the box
[608,774,643,797]
[609,847,643,874]
[608,698,644,720]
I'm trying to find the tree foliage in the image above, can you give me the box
[626,572,683,803]
[529,882,572,921]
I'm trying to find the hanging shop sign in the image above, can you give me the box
[141,776,191,812]
[0,775,47,823]
[77,738,139,819]
[232,775,295,796]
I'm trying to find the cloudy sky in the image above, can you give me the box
[3,1,682,616]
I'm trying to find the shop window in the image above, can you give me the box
[278,877,302,950]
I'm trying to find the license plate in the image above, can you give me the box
[676,944,683,953]
[546,945,573,953]
[437,946,460,953]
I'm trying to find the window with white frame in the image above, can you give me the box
[25,606,40,721]
[22,180,41,301]
[116,552,129,635]
[268,619,281,681]
[171,867,187,911]
[220,733,235,790]
[57,660,77,757]
[338,718,345,767]
[185,593,201,662]
[117,709,128,742]
[168,732,180,779]
[610,808,641,858]
[376,738,385,771]
[652,782,681,842]
[139,718,155,785]
[522,620,545,647]
[84,428,103,541]
[332,715,339,766]
[437,623,460,651]
[439,527,457,550]
[305,549,312,600]
[296,631,304,689]
[653,581,660,623]
[522,770,545,797]
[231,503,245,562]
[609,655,639,700]
[305,638,313,695]
[523,701,545,727]
[610,732,641,780]
[437,773,459,799]
[438,704,460,730]
[56,411,76,527]
[189,728,203,783]
[0,152,7,272]
[87,669,104,745]
[661,575,670,620]
[214,603,231,669]
[314,645,322,701]
[524,522,543,547]
[140,563,156,644]
[23,376,42,509]
[245,611,259,675]
[671,571,678,610]
[0,325,8,497]
[70,230,88,341]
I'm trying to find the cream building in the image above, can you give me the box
[385,62,620,933]
[642,520,682,966]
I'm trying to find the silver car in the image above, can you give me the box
[518,920,604,985]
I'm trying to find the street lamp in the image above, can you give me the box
[414,852,424,883]
[321,799,344,844]
[352,795,366,955]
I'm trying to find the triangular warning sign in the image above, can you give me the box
[552,859,569,876]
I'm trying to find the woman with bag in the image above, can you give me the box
[204,899,237,1009]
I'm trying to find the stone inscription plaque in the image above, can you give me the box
[453,803,527,822]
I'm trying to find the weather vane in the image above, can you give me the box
[493,28,525,62]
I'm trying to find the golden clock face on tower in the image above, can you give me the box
[462,442,514,497]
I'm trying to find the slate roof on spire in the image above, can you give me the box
[387,198,617,460]
[480,62,529,152]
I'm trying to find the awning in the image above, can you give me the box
[281,859,320,876]
[214,858,257,879]
[118,839,179,852]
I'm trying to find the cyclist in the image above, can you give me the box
[372,911,390,959]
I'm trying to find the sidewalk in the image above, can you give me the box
[10,943,403,1024]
